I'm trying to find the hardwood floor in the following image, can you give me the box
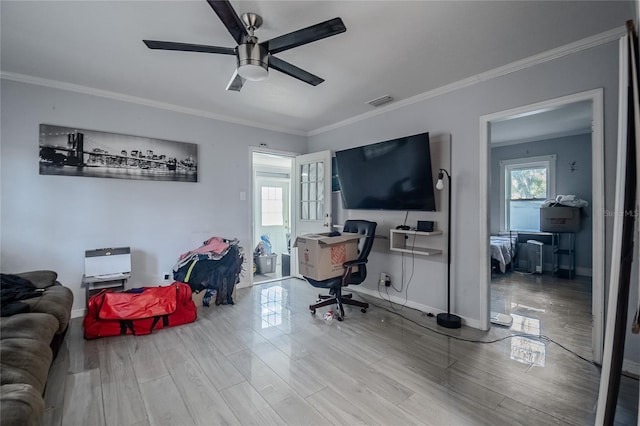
[43,278,638,425]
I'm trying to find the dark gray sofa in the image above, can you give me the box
[0,271,73,426]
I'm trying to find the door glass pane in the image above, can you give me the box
[317,202,323,220]
[301,201,309,220]
[317,180,324,201]
[317,161,324,181]
[309,163,317,182]
[310,181,316,201]
[309,201,317,220]
[301,164,309,182]
[302,182,309,201]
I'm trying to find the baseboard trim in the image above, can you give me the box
[350,286,483,329]
[622,359,640,377]
[71,308,86,319]
[540,263,593,277]
[575,267,593,277]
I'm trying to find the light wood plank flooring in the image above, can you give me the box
[491,272,593,360]
[44,278,638,425]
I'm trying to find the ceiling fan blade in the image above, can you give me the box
[262,17,346,55]
[268,56,324,86]
[226,70,246,92]
[206,0,249,45]
[143,40,235,55]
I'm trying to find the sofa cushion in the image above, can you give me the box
[0,384,45,426]
[21,285,73,334]
[0,313,59,342]
[0,313,58,394]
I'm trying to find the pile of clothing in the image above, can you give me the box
[1,274,44,316]
[173,237,244,306]
[542,194,589,208]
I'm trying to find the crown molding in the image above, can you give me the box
[0,71,307,137]
[1,25,626,139]
[307,25,626,137]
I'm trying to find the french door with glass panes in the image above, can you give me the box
[291,151,332,277]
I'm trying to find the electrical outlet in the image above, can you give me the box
[380,272,391,287]
[379,272,387,286]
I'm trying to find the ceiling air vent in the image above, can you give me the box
[367,95,394,107]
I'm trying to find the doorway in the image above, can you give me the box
[479,89,605,363]
[252,151,294,285]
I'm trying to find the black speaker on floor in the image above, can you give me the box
[417,221,434,232]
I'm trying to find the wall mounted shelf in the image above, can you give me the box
[389,229,443,256]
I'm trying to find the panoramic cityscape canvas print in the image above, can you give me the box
[39,124,198,182]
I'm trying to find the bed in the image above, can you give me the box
[490,232,518,273]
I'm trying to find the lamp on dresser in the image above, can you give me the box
[435,168,462,329]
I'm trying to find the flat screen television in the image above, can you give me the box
[335,132,436,211]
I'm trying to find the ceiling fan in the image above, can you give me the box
[143,0,346,92]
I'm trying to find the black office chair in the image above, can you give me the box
[304,220,377,321]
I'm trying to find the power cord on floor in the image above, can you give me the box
[364,298,639,381]
[379,233,417,311]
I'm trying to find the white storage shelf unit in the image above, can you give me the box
[389,229,443,256]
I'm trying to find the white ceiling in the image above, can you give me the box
[0,1,632,135]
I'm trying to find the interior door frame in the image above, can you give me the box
[478,88,605,364]
[249,147,299,287]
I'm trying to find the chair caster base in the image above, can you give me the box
[310,309,316,315]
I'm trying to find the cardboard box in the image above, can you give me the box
[539,206,581,232]
[293,232,360,281]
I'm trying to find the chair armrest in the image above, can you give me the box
[343,259,367,268]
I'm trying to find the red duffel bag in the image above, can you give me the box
[83,282,197,339]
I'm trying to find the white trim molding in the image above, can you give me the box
[309,26,625,136]
[479,88,605,360]
[71,308,87,319]
[1,26,625,139]
[622,359,640,377]
[351,286,482,329]
[0,71,307,137]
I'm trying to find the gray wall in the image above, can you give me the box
[490,134,593,274]
[309,40,639,362]
[1,37,638,367]
[0,79,307,314]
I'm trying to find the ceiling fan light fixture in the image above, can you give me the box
[238,63,268,81]
[143,2,347,92]
[237,43,268,81]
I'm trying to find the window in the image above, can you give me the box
[500,155,555,231]
[261,186,284,226]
